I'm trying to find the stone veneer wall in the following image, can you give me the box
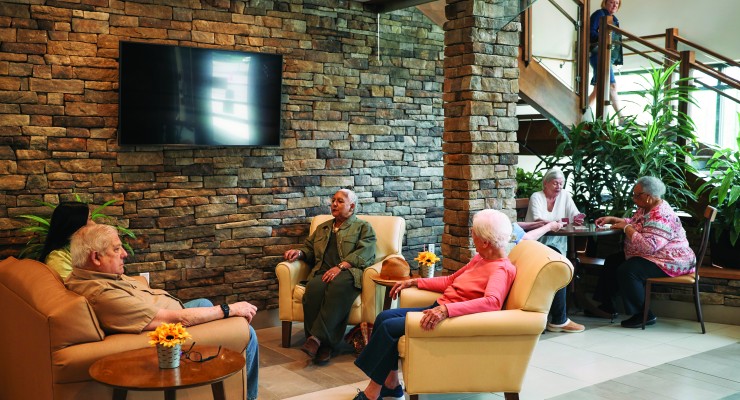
[0,0,446,310]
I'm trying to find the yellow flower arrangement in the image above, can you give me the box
[148,322,192,347]
[414,251,440,267]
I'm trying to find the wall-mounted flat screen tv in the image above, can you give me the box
[118,41,283,146]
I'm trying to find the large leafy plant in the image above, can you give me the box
[18,197,135,260]
[552,62,698,219]
[696,117,740,246]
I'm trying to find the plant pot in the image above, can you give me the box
[156,343,181,369]
[710,230,740,269]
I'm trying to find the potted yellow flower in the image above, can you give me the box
[148,322,191,368]
[414,250,440,278]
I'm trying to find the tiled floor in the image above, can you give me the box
[256,314,740,400]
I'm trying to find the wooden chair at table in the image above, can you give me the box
[515,198,529,221]
[642,205,717,333]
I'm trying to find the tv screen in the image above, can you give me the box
[118,41,283,146]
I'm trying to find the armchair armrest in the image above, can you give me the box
[398,287,439,308]
[361,255,404,322]
[404,309,547,338]
[275,260,310,321]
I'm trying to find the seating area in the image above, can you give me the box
[0,1,738,400]
[255,315,740,399]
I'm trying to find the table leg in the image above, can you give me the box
[112,388,127,400]
[211,381,226,400]
[566,236,583,310]
[164,389,177,400]
[382,287,393,310]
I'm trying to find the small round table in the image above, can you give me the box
[546,223,623,310]
[89,345,245,400]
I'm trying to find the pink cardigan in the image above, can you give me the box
[624,201,696,277]
[417,254,516,317]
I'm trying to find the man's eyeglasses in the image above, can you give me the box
[181,342,221,363]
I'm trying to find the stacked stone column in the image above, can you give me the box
[442,0,521,270]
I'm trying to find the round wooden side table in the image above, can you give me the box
[89,345,245,400]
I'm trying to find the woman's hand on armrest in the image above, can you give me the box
[390,278,418,299]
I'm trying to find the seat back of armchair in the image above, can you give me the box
[0,257,104,400]
[310,215,405,262]
[505,240,574,312]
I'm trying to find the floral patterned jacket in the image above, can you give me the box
[624,201,696,277]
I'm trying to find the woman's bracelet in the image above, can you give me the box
[623,224,632,233]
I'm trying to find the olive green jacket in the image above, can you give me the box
[299,215,377,289]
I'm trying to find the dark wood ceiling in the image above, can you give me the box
[357,0,437,13]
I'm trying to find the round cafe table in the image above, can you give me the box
[89,345,245,400]
[546,223,622,263]
[546,223,623,309]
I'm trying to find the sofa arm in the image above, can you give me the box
[404,309,547,338]
[398,287,439,308]
[275,260,310,321]
[52,316,251,384]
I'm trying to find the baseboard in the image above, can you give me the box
[650,299,739,326]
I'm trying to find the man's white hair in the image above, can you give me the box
[70,224,118,269]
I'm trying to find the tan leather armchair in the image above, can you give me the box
[275,214,406,347]
[398,240,574,400]
[0,256,251,400]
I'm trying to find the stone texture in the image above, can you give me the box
[0,0,449,310]
[441,0,519,270]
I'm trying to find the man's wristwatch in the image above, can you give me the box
[220,303,230,319]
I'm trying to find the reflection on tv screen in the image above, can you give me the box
[119,41,283,146]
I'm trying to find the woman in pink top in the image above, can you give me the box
[352,209,517,400]
[593,176,695,328]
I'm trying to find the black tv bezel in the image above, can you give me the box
[117,41,284,147]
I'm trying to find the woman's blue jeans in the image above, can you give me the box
[184,299,259,400]
[354,303,436,385]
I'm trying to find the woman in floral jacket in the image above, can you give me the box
[593,176,695,328]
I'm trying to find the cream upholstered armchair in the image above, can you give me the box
[398,240,573,400]
[275,214,406,348]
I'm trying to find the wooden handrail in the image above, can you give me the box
[674,35,739,68]
[593,22,740,118]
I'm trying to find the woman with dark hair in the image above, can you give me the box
[40,201,91,279]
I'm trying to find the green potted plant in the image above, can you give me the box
[695,118,740,268]
[18,197,136,260]
[552,62,698,219]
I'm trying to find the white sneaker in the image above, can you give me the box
[546,319,585,333]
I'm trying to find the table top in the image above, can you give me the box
[545,223,623,237]
[89,345,245,391]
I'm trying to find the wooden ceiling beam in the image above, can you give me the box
[361,0,438,13]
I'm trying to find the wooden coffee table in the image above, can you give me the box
[89,345,245,400]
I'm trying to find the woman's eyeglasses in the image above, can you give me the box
[181,342,221,363]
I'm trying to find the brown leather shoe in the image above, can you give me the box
[301,336,320,358]
[313,344,332,365]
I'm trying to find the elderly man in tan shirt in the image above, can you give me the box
[66,224,260,400]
